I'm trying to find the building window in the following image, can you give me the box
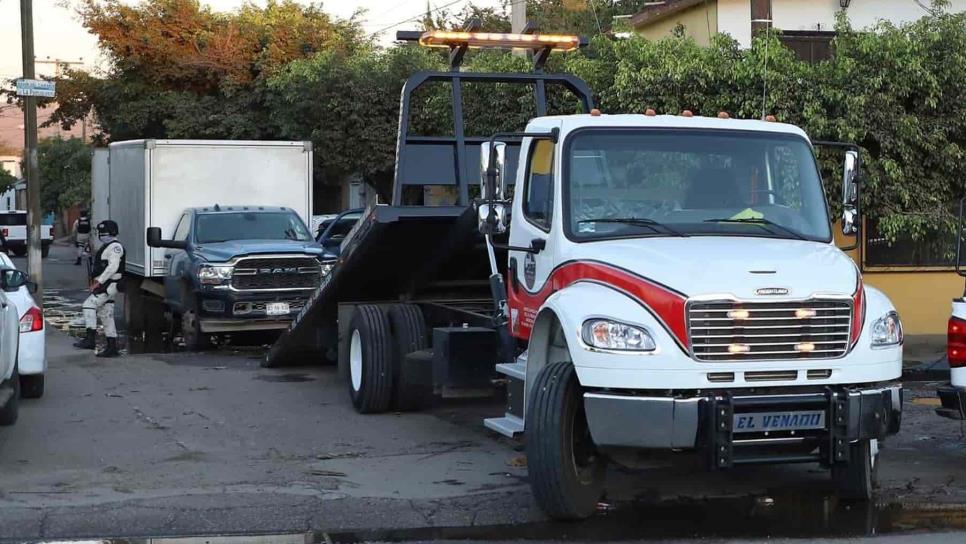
[778,31,835,63]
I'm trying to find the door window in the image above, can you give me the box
[523,139,555,231]
[173,214,190,241]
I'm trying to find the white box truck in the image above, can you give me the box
[104,139,325,350]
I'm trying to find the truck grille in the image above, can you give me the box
[688,300,852,361]
[231,257,321,291]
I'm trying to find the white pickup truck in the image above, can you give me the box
[0,211,54,258]
[478,111,904,519]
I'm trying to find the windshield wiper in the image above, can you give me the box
[578,217,688,237]
[703,217,807,240]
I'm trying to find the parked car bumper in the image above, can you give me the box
[583,384,902,468]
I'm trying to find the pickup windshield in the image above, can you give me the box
[565,129,831,242]
[195,212,312,244]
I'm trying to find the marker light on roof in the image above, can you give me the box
[418,30,581,51]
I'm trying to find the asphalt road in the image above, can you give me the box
[0,243,965,542]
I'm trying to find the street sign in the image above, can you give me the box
[15,79,55,98]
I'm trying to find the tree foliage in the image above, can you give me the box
[0,167,16,195]
[47,0,966,233]
[37,137,91,214]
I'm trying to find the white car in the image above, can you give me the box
[0,253,44,399]
[0,283,21,425]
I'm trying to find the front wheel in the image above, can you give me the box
[181,306,212,351]
[832,438,879,500]
[525,361,606,520]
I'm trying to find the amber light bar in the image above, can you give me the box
[418,30,581,51]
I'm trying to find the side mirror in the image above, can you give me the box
[480,141,508,202]
[477,203,508,235]
[0,269,28,292]
[146,226,187,250]
[841,150,860,236]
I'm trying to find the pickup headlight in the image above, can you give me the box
[871,311,903,347]
[198,265,233,285]
[581,319,656,351]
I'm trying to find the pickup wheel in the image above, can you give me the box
[182,304,213,351]
[11,248,25,257]
[526,361,606,520]
[0,360,20,426]
[343,305,393,414]
[387,304,428,411]
[832,438,879,500]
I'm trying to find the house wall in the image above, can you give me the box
[718,0,966,48]
[637,3,719,46]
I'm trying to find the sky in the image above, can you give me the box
[0,0,503,79]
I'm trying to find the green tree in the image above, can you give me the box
[37,137,91,214]
[0,167,17,195]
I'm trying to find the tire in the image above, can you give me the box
[12,248,25,257]
[41,245,49,258]
[387,304,428,411]
[19,373,44,399]
[342,305,393,414]
[181,302,213,351]
[832,438,879,501]
[0,361,20,426]
[525,361,606,520]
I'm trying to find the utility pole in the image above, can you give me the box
[20,0,43,307]
[510,0,526,33]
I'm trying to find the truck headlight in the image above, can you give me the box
[320,261,335,276]
[871,311,903,347]
[581,319,656,351]
[198,265,233,285]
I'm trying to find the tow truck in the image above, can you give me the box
[264,27,904,519]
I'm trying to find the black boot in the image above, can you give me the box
[96,337,120,358]
[73,328,96,350]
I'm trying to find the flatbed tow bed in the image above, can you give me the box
[263,27,594,411]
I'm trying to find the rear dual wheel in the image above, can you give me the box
[343,304,428,414]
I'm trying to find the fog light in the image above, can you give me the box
[202,299,225,313]
[234,302,253,315]
[728,343,750,354]
[728,309,750,320]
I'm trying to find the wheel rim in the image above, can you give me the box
[869,438,879,469]
[349,329,363,392]
[569,395,599,484]
[182,311,198,346]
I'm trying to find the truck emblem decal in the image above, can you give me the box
[755,287,789,296]
[524,253,536,290]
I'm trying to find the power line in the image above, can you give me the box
[370,0,470,35]
[588,0,603,36]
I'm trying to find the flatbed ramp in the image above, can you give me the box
[266,204,487,365]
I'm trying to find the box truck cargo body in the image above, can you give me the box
[108,140,313,277]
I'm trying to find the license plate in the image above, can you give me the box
[266,302,290,316]
[733,410,825,433]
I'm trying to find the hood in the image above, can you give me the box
[194,239,325,263]
[565,237,859,299]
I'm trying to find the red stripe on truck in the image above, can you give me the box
[506,260,689,351]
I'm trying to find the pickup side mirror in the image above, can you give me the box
[146,226,187,250]
[841,150,860,236]
[0,269,28,292]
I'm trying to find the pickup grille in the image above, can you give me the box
[231,257,321,291]
[688,300,852,361]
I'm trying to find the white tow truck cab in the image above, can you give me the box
[479,110,903,519]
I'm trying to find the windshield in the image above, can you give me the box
[195,212,312,243]
[565,129,831,242]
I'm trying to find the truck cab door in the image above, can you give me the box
[163,213,191,310]
[507,138,557,337]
